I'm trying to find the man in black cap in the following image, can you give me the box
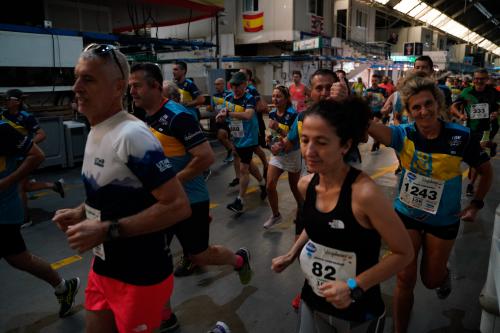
[1,89,65,227]
[217,72,267,213]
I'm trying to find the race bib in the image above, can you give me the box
[300,240,356,297]
[85,204,105,261]
[399,171,444,215]
[470,103,489,120]
[230,119,244,138]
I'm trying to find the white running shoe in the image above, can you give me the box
[263,214,282,229]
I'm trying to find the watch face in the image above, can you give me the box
[109,223,120,239]
[351,287,364,301]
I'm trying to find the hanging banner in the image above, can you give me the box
[243,12,264,32]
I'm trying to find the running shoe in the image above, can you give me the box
[466,184,474,197]
[227,198,243,213]
[174,256,197,277]
[263,214,282,229]
[223,154,234,164]
[228,178,239,187]
[490,142,497,157]
[235,247,252,285]
[21,219,33,229]
[225,149,234,161]
[436,269,452,299]
[159,313,180,332]
[53,179,65,198]
[259,185,267,200]
[56,277,80,317]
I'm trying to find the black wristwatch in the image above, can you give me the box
[471,199,484,209]
[347,278,364,302]
[106,219,120,241]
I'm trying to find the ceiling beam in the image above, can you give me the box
[480,26,500,40]
[424,0,448,10]
[450,1,476,20]
[471,21,492,33]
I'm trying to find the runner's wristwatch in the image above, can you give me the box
[347,278,364,302]
[107,219,120,240]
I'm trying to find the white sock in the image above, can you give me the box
[54,279,67,294]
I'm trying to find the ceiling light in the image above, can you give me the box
[394,0,421,14]
[420,8,441,24]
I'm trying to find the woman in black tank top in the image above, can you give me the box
[272,99,413,332]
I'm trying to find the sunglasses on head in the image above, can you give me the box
[83,43,125,79]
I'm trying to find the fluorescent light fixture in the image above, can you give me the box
[487,44,497,51]
[432,14,450,28]
[420,8,441,24]
[479,39,493,49]
[374,0,390,4]
[473,37,485,45]
[394,0,421,14]
[440,20,468,39]
[474,3,492,19]
[464,32,481,43]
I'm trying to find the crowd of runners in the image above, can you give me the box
[1,44,499,333]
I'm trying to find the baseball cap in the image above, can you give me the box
[229,72,248,85]
[6,89,23,100]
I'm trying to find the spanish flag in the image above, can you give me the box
[243,12,264,32]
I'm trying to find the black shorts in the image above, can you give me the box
[167,201,210,255]
[470,130,484,144]
[215,122,230,135]
[235,145,258,164]
[0,224,27,259]
[396,211,460,240]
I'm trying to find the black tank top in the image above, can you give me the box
[300,167,384,322]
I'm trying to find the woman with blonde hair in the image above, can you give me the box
[368,73,493,332]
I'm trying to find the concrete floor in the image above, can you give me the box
[1,135,499,333]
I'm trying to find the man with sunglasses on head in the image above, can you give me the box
[451,68,500,196]
[220,71,267,214]
[53,44,191,333]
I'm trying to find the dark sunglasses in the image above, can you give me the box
[83,43,125,79]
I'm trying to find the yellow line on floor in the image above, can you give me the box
[246,186,258,194]
[51,255,82,270]
[209,203,219,209]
